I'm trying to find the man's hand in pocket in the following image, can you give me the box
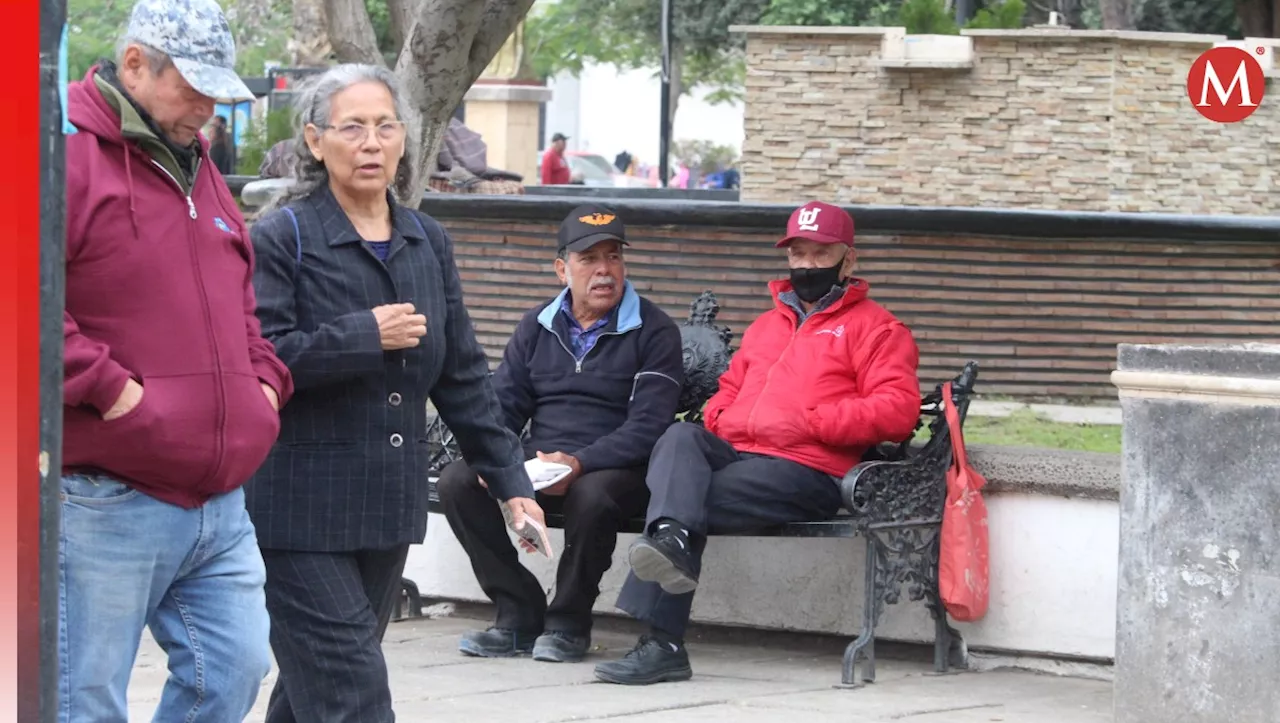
[103,379,144,421]
[261,383,280,411]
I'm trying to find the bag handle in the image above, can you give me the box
[942,381,970,470]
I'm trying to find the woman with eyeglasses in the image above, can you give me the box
[244,64,545,723]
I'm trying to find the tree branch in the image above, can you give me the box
[322,0,385,66]
[467,0,538,83]
[386,0,415,51]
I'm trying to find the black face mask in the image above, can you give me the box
[790,257,845,303]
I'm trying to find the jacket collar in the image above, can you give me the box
[769,277,870,321]
[308,185,427,252]
[537,280,642,334]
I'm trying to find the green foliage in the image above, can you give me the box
[67,0,131,78]
[364,0,401,64]
[965,0,1026,29]
[898,0,958,33]
[761,0,898,26]
[1135,0,1240,36]
[671,138,740,174]
[234,107,293,175]
[523,0,768,102]
[66,0,289,78]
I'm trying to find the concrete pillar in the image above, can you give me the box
[1111,343,1280,723]
[462,84,553,185]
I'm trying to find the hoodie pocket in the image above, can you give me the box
[84,373,221,490]
[216,373,283,492]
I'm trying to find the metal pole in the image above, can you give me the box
[35,0,67,720]
[658,0,672,188]
[229,104,239,173]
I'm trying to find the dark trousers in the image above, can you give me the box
[615,422,843,638]
[437,459,649,636]
[260,545,410,723]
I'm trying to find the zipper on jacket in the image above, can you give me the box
[551,327,629,374]
[150,159,198,219]
[745,316,800,440]
[153,157,227,488]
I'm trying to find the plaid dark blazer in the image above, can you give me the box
[244,185,532,552]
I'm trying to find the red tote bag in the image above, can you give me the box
[937,381,991,622]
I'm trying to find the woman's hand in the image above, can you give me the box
[373,303,427,350]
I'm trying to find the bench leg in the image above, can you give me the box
[843,524,950,687]
[921,526,966,674]
[394,577,423,622]
[924,585,966,674]
[842,533,886,686]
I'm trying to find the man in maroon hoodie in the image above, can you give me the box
[58,0,293,720]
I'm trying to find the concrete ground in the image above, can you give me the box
[968,401,1121,426]
[127,604,1113,722]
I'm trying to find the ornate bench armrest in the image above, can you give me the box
[841,457,947,527]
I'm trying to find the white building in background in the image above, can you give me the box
[541,64,745,167]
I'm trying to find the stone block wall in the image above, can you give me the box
[737,27,1279,214]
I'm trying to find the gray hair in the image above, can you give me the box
[263,63,415,213]
[115,38,172,74]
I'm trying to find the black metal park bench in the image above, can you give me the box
[401,291,979,686]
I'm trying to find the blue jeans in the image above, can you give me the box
[58,474,272,723]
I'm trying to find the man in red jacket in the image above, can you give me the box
[595,201,921,686]
[59,0,293,719]
[540,132,572,185]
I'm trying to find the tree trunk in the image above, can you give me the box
[1100,0,1137,28]
[292,0,333,66]
[1056,0,1085,27]
[322,0,384,66]
[1236,0,1279,36]
[386,0,413,51]
[322,0,535,204]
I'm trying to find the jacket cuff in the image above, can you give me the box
[253,358,295,406]
[573,448,601,476]
[86,362,133,415]
[485,462,536,501]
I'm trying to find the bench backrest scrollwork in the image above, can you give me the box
[676,291,734,423]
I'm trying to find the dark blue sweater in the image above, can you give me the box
[492,282,684,474]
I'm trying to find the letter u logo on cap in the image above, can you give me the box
[797,207,822,231]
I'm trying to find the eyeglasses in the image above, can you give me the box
[323,121,407,144]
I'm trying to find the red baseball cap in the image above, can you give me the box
[776,201,855,248]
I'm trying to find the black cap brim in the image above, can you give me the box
[562,233,627,254]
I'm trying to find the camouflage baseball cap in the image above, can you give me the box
[125,0,254,102]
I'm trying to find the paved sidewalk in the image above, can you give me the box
[969,400,1121,426]
[127,606,1113,722]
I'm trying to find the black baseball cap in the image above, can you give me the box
[558,204,628,254]
[551,132,569,142]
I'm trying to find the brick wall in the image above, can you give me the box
[737,27,1279,214]
[420,196,1279,402]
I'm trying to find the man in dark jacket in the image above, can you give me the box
[438,204,685,664]
[59,0,292,720]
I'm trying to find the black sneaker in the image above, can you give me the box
[594,635,693,685]
[532,630,590,663]
[458,627,538,658]
[628,521,698,594]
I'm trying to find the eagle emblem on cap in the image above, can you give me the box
[579,213,615,226]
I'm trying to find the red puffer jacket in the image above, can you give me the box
[704,278,921,477]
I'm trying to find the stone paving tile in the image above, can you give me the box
[127,607,1113,722]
